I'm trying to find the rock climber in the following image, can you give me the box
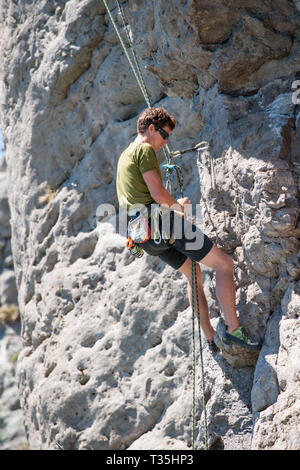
[117,107,261,352]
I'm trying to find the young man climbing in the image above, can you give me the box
[117,107,261,351]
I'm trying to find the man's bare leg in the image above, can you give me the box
[199,244,239,333]
[179,258,216,341]
[179,244,240,340]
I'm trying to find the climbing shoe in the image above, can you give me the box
[207,339,219,353]
[222,326,262,351]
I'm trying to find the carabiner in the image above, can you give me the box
[126,237,134,249]
[195,141,209,151]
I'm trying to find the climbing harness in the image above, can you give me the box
[126,206,151,258]
[127,212,151,244]
[103,0,209,450]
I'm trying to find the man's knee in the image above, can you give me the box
[179,258,203,283]
[217,252,234,272]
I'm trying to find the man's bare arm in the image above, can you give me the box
[143,169,190,213]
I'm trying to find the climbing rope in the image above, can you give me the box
[196,149,222,246]
[163,141,209,198]
[102,0,171,162]
[102,0,209,450]
[115,0,151,108]
[102,0,151,108]
[191,260,208,450]
[162,163,184,198]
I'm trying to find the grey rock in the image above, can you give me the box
[0,0,299,451]
[214,318,260,369]
[0,269,17,306]
[0,322,27,450]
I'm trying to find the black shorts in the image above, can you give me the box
[139,211,213,270]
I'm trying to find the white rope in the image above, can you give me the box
[102,0,152,108]
[102,0,171,160]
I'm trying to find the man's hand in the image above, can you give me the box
[177,197,192,217]
[177,197,191,207]
[142,170,192,215]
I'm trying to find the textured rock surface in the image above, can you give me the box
[0,159,17,307]
[0,320,27,450]
[0,157,27,449]
[0,0,299,450]
[252,283,300,449]
[214,319,260,369]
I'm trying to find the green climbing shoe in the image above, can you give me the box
[222,326,262,351]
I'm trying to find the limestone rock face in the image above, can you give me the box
[0,0,299,450]
[0,160,17,307]
[0,158,26,449]
[0,320,27,450]
[214,319,260,369]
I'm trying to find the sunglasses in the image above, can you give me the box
[154,124,170,140]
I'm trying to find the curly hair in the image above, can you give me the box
[137,107,176,134]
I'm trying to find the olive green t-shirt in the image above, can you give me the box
[117,142,162,212]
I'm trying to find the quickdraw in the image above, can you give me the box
[163,142,209,199]
[169,141,209,158]
[162,163,184,198]
[126,237,144,258]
